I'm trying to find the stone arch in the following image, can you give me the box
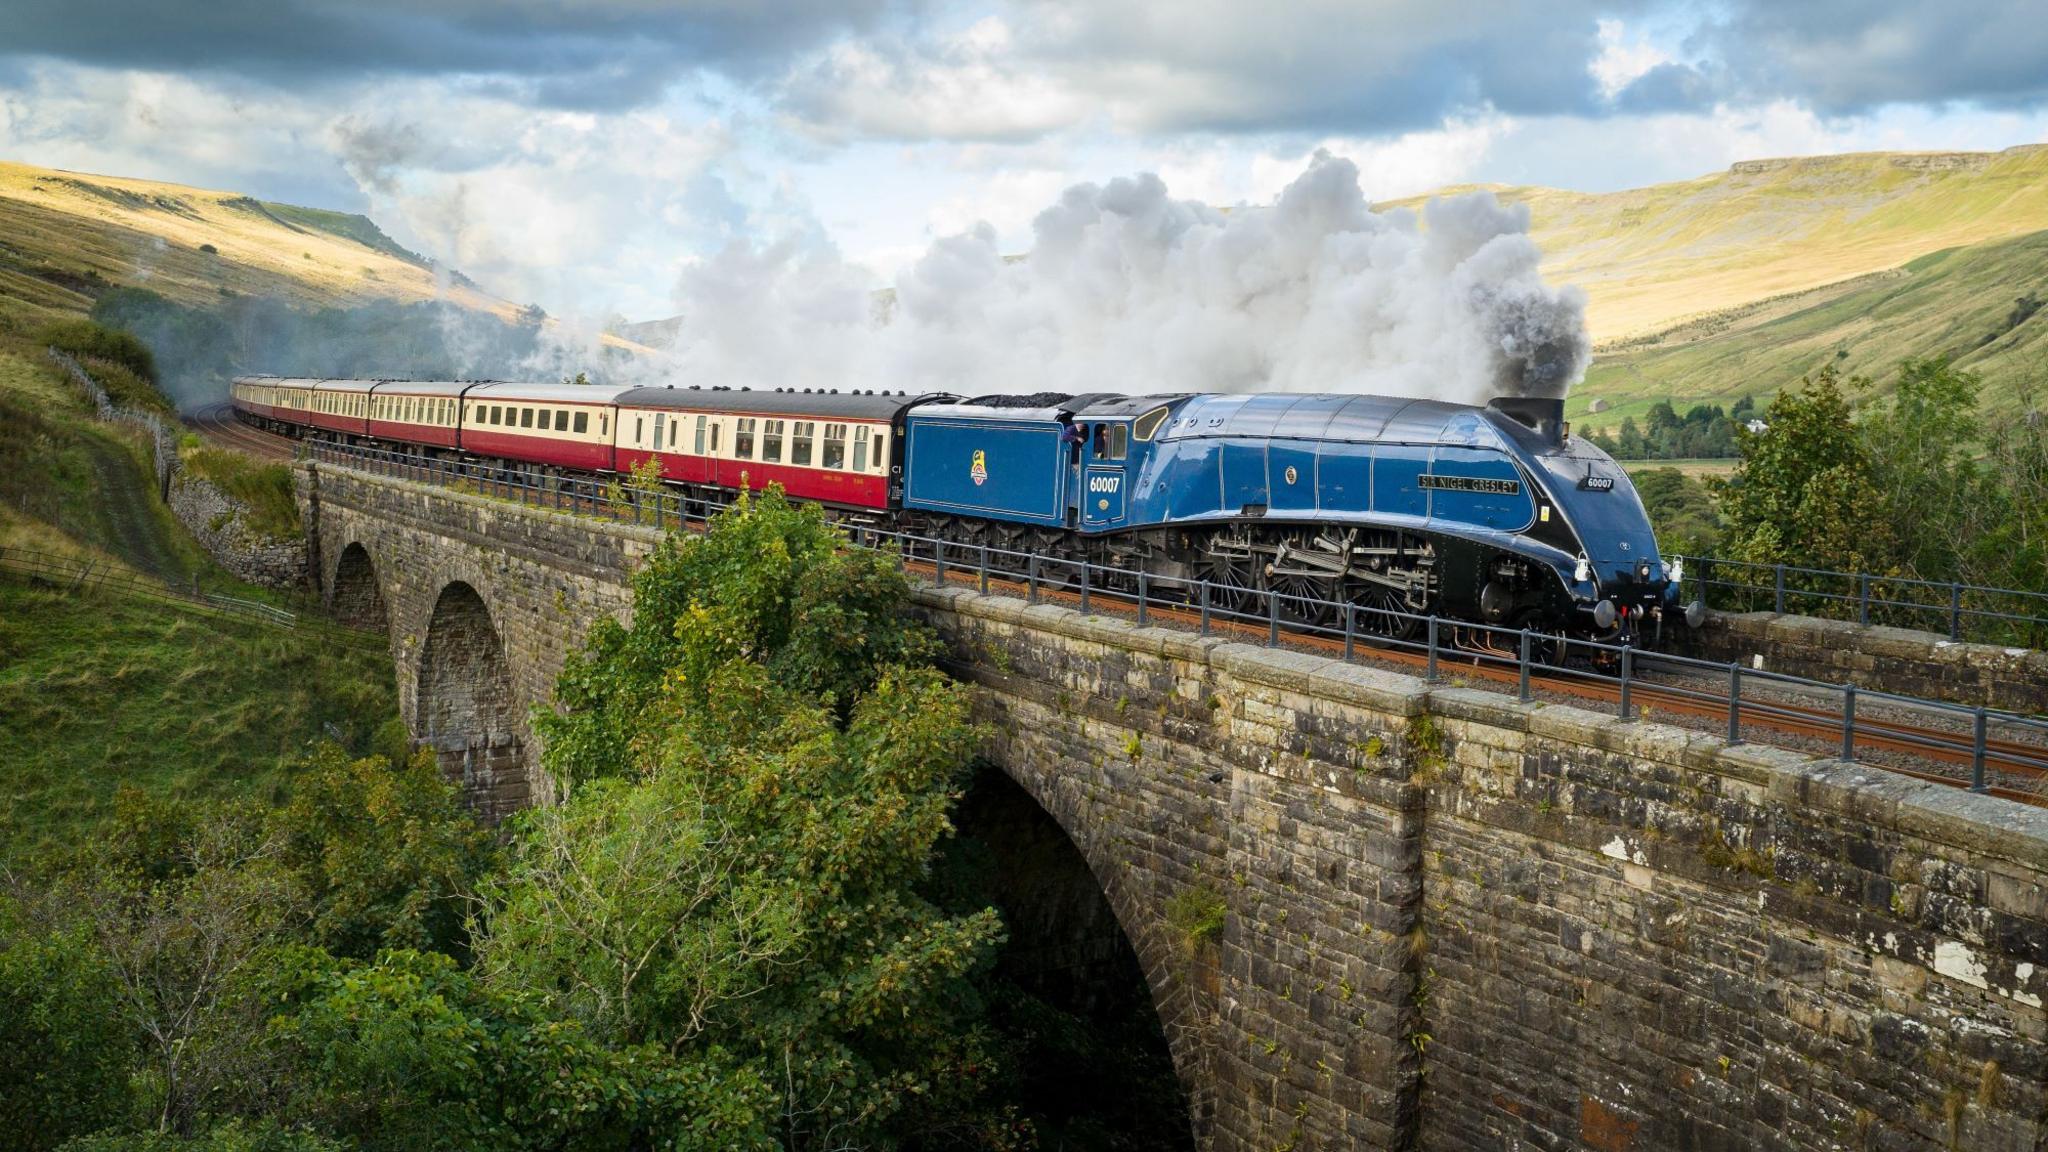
[987,755,1216,1146]
[416,581,527,817]
[955,765,1197,1147]
[329,542,389,632]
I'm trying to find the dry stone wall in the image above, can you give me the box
[167,472,306,588]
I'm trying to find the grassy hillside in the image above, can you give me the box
[0,161,525,328]
[1387,145,2048,345]
[1573,227,2048,430]
[0,327,397,860]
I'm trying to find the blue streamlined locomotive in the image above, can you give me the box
[901,391,1688,641]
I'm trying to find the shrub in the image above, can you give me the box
[37,317,157,384]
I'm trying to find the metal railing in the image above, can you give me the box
[1681,556,2048,646]
[303,438,2048,801]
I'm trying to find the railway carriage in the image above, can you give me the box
[457,382,625,470]
[366,380,471,450]
[612,387,919,510]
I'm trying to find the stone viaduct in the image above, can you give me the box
[299,459,2048,1151]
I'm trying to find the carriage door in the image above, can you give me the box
[1081,421,1129,528]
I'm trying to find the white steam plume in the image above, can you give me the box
[662,152,1588,404]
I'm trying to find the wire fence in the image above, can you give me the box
[304,438,2048,802]
[47,348,179,499]
[1678,556,2048,647]
[0,545,383,649]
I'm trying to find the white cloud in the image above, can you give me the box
[1589,18,1672,99]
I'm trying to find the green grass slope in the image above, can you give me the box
[1574,227,2048,430]
[0,329,397,861]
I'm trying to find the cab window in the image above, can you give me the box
[1092,423,1127,461]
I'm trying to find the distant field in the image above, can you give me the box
[1389,146,2048,345]
[0,160,517,319]
[1571,226,2048,429]
[1618,457,1740,479]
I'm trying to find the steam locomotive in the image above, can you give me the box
[231,376,1689,642]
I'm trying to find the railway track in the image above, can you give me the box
[911,562,2048,806]
[187,402,297,462]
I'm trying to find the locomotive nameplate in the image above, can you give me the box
[1419,473,1521,496]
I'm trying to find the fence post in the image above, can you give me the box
[1518,629,1532,702]
[1774,564,1786,614]
[1727,665,1743,745]
[1267,590,1280,647]
[1343,603,1356,661]
[1858,574,1870,625]
[1425,616,1439,683]
[1841,684,1857,762]
[1078,561,1091,615]
[1618,646,1634,720]
[1198,581,1211,637]
[1949,583,1963,640]
[978,545,989,596]
[1137,572,1149,627]
[1971,708,1989,794]
[935,540,947,589]
[1027,554,1040,604]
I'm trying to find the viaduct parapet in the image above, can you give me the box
[299,460,2048,1150]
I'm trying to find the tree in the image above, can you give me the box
[0,891,133,1150]
[1630,468,1722,558]
[495,488,1017,1150]
[1858,357,1982,582]
[1717,364,1897,576]
[255,947,770,1151]
[266,746,493,962]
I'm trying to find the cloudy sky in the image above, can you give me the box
[4,0,2046,322]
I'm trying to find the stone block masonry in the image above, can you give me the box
[1683,609,2048,714]
[297,462,657,816]
[915,586,2047,1152]
[299,462,2046,1149]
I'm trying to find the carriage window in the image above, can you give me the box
[760,419,782,462]
[490,405,503,425]
[521,408,534,428]
[635,417,644,444]
[556,410,568,431]
[1134,406,1169,441]
[735,417,755,459]
[823,423,846,469]
[852,427,868,472]
[791,421,814,466]
[873,433,887,470]
[600,415,608,436]
[710,423,720,452]
[573,411,588,434]
[694,415,706,454]
[669,417,678,448]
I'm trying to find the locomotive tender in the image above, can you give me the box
[232,375,1687,641]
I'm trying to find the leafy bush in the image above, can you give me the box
[180,448,300,539]
[0,894,133,1150]
[37,317,158,385]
